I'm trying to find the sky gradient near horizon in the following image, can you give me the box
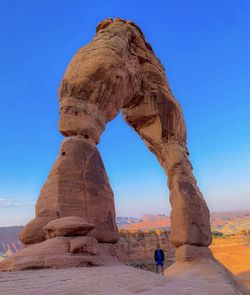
[0,0,250,226]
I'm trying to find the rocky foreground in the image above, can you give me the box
[1,228,250,293]
[0,229,249,295]
[0,262,249,295]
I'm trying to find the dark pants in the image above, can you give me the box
[156,261,164,274]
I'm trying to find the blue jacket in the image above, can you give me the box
[154,249,164,262]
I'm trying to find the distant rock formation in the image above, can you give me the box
[0,227,23,255]
[118,211,250,235]
[121,215,171,231]
[116,216,142,227]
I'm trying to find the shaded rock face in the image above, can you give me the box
[42,216,95,239]
[8,17,212,269]
[1,216,118,271]
[115,230,175,270]
[0,237,118,271]
[19,215,58,244]
[19,136,119,244]
[69,236,97,255]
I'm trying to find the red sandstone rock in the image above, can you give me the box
[0,237,70,271]
[0,237,116,271]
[20,136,119,244]
[69,236,97,255]
[96,17,113,32]
[165,259,250,295]
[19,214,58,244]
[57,17,211,250]
[8,17,213,270]
[115,230,175,269]
[175,244,213,262]
[43,216,95,239]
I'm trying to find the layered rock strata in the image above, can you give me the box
[1,17,213,270]
[115,230,175,270]
[0,217,118,271]
[56,17,212,253]
[19,136,119,245]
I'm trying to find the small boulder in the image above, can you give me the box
[69,236,97,255]
[43,216,95,239]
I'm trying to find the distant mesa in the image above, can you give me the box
[1,210,250,257]
[0,226,23,256]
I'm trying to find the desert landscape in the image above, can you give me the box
[1,211,250,290]
[0,3,249,294]
[119,211,250,288]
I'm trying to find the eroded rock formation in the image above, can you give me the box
[115,229,175,270]
[56,17,212,250]
[0,217,118,271]
[1,17,213,270]
[19,136,119,245]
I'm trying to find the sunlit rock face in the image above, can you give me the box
[2,17,212,271]
[58,17,212,250]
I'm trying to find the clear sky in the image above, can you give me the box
[0,0,250,226]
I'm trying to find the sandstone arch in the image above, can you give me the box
[18,18,211,258]
[2,19,250,295]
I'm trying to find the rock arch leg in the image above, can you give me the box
[120,19,212,257]
[122,102,212,254]
[19,18,143,246]
[19,136,119,244]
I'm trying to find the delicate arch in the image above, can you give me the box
[19,18,212,255]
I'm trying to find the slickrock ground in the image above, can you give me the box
[0,263,249,295]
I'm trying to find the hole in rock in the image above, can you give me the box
[61,151,66,156]
[99,113,173,270]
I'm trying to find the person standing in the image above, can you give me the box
[154,244,164,275]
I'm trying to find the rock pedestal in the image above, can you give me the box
[0,217,118,271]
[19,137,119,245]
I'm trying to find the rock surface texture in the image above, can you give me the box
[19,136,118,245]
[115,229,175,270]
[57,17,212,250]
[42,216,95,239]
[0,265,249,295]
[0,237,119,271]
[0,17,228,277]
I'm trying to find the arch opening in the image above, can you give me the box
[99,112,171,220]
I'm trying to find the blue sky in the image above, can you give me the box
[0,0,249,226]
